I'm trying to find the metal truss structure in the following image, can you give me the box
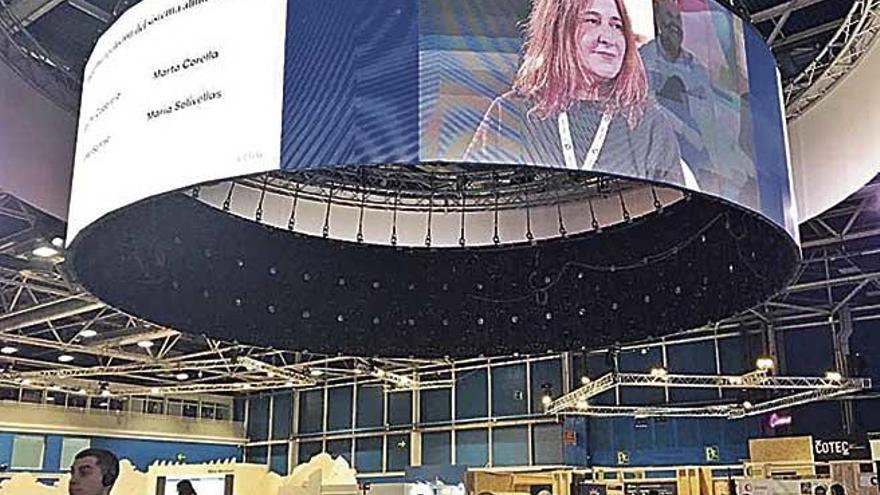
[548,369,871,418]
[784,0,880,118]
[2,175,880,413]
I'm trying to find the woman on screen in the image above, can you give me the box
[465,0,684,185]
[177,480,198,495]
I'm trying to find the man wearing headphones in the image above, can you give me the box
[69,448,120,495]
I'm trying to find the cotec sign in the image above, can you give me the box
[814,440,851,458]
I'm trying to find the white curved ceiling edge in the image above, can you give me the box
[788,37,880,222]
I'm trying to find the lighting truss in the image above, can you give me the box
[236,356,316,386]
[785,0,880,118]
[548,371,871,418]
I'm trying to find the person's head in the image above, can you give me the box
[177,480,197,495]
[654,0,684,60]
[830,484,845,495]
[514,0,648,127]
[815,485,828,495]
[69,449,119,495]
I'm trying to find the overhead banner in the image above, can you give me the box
[68,0,796,244]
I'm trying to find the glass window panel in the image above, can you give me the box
[530,359,563,414]
[533,424,563,465]
[492,426,528,466]
[326,439,352,465]
[246,446,268,465]
[355,437,383,473]
[491,365,527,417]
[388,391,412,426]
[247,395,270,441]
[327,386,353,431]
[298,441,323,465]
[298,389,324,434]
[667,341,717,374]
[421,431,451,466]
[387,434,410,471]
[233,398,246,422]
[60,438,90,472]
[456,429,488,467]
[420,388,451,424]
[11,435,44,470]
[272,392,293,440]
[357,384,383,428]
[783,326,834,375]
[456,368,488,419]
[270,444,289,475]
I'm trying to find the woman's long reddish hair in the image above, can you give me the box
[513,0,649,128]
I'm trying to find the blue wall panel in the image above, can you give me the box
[455,429,488,466]
[327,386,354,431]
[0,432,240,473]
[455,369,487,419]
[491,365,527,417]
[90,437,240,471]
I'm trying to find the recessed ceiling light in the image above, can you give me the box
[78,329,98,338]
[175,372,189,381]
[57,354,75,363]
[0,346,18,355]
[137,340,154,349]
[32,246,59,258]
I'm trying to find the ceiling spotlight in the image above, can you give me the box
[756,357,775,371]
[541,393,553,407]
[545,312,552,320]
[32,246,59,258]
[310,369,324,377]
[51,237,65,248]
[57,354,75,363]
[640,348,649,355]
[650,367,668,378]
[137,340,154,349]
[175,372,189,381]
[580,375,591,385]
[825,370,843,381]
[576,399,588,410]
[0,346,18,355]
[742,400,753,409]
[78,329,98,338]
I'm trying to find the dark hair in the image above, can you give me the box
[830,484,845,495]
[177,480,198,495]
[74,448,120,488]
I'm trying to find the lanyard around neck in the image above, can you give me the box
[557,110,612,171]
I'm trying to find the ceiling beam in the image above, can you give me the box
[0,296,104,333]
[773,19,845,49]
[751,0,828,23]
[2,0,66,28]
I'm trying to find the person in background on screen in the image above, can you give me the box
[177,480,198,495]
[639,0,716,190]
[464,0,683,185]
[69,448,119,495]
[830,484,846,495]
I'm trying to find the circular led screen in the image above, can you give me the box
[67,0,801,356]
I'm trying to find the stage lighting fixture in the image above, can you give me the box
[51,237,64,248]
[175,372,189,381]
[756,357,776,371]
[32,246,59,258]
[0,346,18,355]
[310,369,324,377]
[650,366,668,378]
[137,340,154,349]
[825,370,843,381]
[580,375,591,385]
[742,401,753,409]
[78,329,98,338]
[576,399,588,410]
[57,354,74,363]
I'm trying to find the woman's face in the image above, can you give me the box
[577,0,626,80]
